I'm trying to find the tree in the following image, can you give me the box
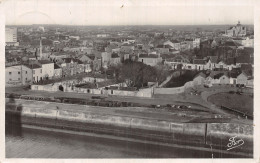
[117,61,165,88]
[154,63,171,84]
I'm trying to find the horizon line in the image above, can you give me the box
[5,23,254,26]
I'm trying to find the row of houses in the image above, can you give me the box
[6,60,59,86]
[165,54,252,71]
[5,57,94,86]
[193,71,253,87]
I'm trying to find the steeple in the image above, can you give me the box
[40,36,42,60]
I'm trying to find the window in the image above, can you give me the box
[40,69,42,73]
[26,71,27,74]
[25,78,27,81]
[9,78,12,81]
[18,71,20,74]
[9,72,11,75]
[33,70,35,74]
[18,78,20,80]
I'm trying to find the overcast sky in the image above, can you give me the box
[1,0,254,25]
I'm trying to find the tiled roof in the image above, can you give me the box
[88,55,96,60]
[164,44,173,48]
[228,72,239,78]
[38,60,53,64]
[76,59,83,64]
[236,55,251,64]
[209,56,218,63]
[54,64,61,69]
[185,39,193,41]
[241,71,250,77]
[193,59,206,64]
[241,64,252,70]
[194,72,206,79]
[161,54,175,59]
[156,45,164,48]
[139,54,159,58]
[171,40,180,43]
[213,73,225,79]
[225,57,236,65]
[27,64,42,69]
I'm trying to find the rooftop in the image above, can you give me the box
[54,63,61,69]
[139,54,159,58]
[27,64,42,69]
[193,59,206,64]
[38,60,53,65]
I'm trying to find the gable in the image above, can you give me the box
[220,75,229,80]
[237,73,248,79]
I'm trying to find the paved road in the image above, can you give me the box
[6,98,204,123]
[5,86,253,124]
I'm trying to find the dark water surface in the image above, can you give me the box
[6,124,216,158]
[6,124,248,158]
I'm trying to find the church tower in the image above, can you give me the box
[39,36,42,60]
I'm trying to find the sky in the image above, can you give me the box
[0,0,255,26]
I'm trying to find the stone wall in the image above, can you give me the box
[154,81,194,95]
[6,103,253,153]
[31,85,58,92]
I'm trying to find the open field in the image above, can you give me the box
[208,92,253,116]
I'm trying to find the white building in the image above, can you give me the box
[97,34,110,38]
[5,27,19,46]
[138,53,163,66]
[30,64,43,82]
[69,36,80,40]
[5,65,33,86]
[37,60,54,80]
[233,37,254,48]
[226,21,246,37]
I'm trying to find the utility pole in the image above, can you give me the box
[21,65,23,85]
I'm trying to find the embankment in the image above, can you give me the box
[5,100,253,157]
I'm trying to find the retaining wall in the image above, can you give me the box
[6,103,253,150]
[31,85,59,92]
[154,81,194,95]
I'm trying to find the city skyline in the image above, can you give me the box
[1,0,254,26]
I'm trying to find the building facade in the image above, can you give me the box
[226,21,246,37]
[6,65,33,85]
[5,27,19,46]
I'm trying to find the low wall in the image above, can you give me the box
[65,86,153,98]
[31,85,58,92]
[154,81,194,95]
[154,86,185,95]
[136,88,153,97]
